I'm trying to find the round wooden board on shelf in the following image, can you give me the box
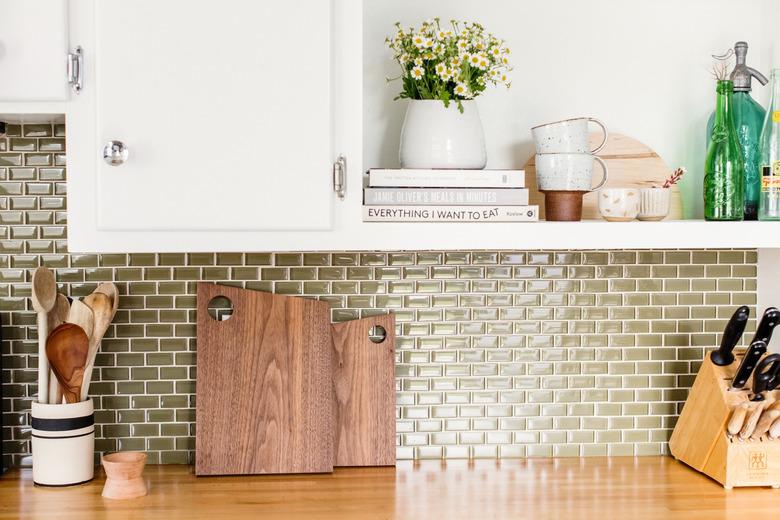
[523,133,683,220]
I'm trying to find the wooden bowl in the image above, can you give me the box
[101,451,147,499]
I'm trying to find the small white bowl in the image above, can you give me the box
[598,188,639,222]
[638,188,671,221]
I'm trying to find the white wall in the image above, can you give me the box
[364,0,773,218]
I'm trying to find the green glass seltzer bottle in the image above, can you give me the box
[704,80,745,221]
[706,42,768,220]
[759,70,780,220]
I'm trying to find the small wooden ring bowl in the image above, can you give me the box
[101,451,148,500]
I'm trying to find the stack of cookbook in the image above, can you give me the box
[362,169,538,222]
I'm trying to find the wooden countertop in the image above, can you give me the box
[2,457,779,519]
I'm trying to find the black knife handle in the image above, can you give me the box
[711,305,750,366]
[732,341,768,390]
[751,307,780,345]
[751,354,780,399]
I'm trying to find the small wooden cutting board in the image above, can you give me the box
[332,314,396,467]
[195,283,333,475]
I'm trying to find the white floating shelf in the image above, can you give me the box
[349,220,780,251]
[68,220,780,253]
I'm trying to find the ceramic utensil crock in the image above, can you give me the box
[532,117,609,154]
[31,399,94,486]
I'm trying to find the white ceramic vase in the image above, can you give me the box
[399,99,487,169]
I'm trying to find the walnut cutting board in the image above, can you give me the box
[195,283,333,475]
[332,314,396,467]
[523,133,683,220]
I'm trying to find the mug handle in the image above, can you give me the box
[589,118,609,154]
[591,156,609,191]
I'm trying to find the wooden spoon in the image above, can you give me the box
[67,299,95,342]
[94,282,119,321]
[80,292,113,401]
[47,293,70,332]
[46,323,89,404]
[47,293,71,403]
[31,267,57,403]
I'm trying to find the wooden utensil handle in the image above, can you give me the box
[728,404,750,436]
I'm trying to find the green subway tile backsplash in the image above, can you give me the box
[0,123,760,467]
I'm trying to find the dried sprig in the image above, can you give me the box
[710,49,734,81]
[660,168,686,188]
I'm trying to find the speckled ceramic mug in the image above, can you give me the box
[535,153,609,192]
[531,117,609,154]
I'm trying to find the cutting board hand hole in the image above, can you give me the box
[207,296,233,322]
[368,325,387,344]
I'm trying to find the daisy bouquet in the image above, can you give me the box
[386,19,512,112]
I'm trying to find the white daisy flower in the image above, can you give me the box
[457,39,469,51]
[423,38,434,48]
[468,54,481,67]
[411,66,425,79]
[477,54,489,70]
[453,82,470,97]
[412,34,426,48]
[450,56,462,67]
[414,57,423,66]
[435,63,447,75]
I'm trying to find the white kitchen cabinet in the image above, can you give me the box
[67,0,362,252]
[0,0,70,101]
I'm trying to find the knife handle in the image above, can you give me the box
[732,341,768,390]
[755,353,780,394]
[740,400,771,439]
[754,409,780,438]
[727,403,750,436]
[751,307,780,345]
[711,305,750,366]
[770,417,780,440]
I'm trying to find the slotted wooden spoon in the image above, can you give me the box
[46,323,89,404]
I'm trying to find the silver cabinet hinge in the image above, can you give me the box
[68,47,84,94]
[333,155,346,200]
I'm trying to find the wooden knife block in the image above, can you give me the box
[670,353,780,489]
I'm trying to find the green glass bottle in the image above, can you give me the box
[704,80,744,221]
[705,42,768,220]
[759,69,780,220]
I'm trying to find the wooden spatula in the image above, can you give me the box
[46,323,89,404]
[67,299,95,341]
[47,293,71,403]
[80,292,113,401]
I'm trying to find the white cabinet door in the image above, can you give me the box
[0,0,70,101]
[69,0,335,245]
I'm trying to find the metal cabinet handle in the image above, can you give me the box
[102,140,129,166]
[68,47,84,94]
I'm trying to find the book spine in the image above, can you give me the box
[368,170,525,188]
[362,205,539,222]
[363,188,529,206]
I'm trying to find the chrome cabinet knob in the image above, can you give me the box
[102,140,129,166]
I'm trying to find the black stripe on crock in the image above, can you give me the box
[31,414,94,432]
